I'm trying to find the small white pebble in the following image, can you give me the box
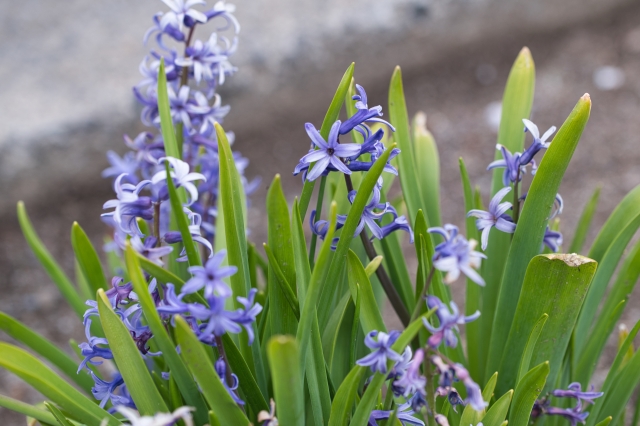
[593,66,625,91]
[484,101,502,132]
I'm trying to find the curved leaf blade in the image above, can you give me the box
[71,222,108,293]
[509,361,549,426]
[268,336,305,426]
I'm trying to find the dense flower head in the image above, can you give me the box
[428,224,486,286]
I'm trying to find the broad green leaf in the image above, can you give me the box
[157,58,180,158]
[97,289,168,415]
[292,198,312,307]
[487,94,591,380]
[349,309,436,426]
[221,333,269,415]
[266,174,298,334]
[136,251,185,287]
[413,210,449,308]
[0,311,93,393]
[479,48,535,384]
[517,314,548,384]
[413,112,442,228]
[268,336,305,426]
[346,250,386,334]
[460,372,498,426]
[317,144,398,329]
[0,343,120,425]
[17,202,85,317]
[482,390,513,426]
[71,222,108,293]
[299,63,355,218]
[174,316,250,425]
[45,402,74,426]
[574,214,640,355]
[74,259,93,302]
[124,245,209,424]
[328,366,367,426]
[460,158,482,379]
[569,186,601,254]
[508,362,549,426]
[0,394,58,425]
[327,295,356,385]
[306,315,332,426]
[497,254,596,394]
[164,161,201,266]
[588,183,640,262]
[264,244,300,320]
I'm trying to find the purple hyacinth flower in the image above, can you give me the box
[164,207,213,261]
[448,388,465,412]
[423,295,480,349]
[519,119,556,166]
[380,216,414,243]
[487,144,524,186]
[102,151,140,183]
[152,157,206,206]
[451,363,487,411]
[175,32,237,84]
[467,186,516,250]
[234,288,263,345]
[102,174,153,237]
[552,382,603,405]
[368,400,424,426]
[205,1,240,34]
[297,121,361,181]
[434,414,450,426]
[130,235,173,266]
[258,399,278,426]
[90,372,125,408]
[543,227,563,252]
[182,249,236,299]
[356,330,403,374]
[215,357,245,405]
[78,318,114,372]
[545,403,590,426]
[157,284,190,317]
[189,296,243,341]
[160,0,207,31]
[428,224,486,286]
[393,348,426,398]
[340,84,395,135]
[105,277,134,307]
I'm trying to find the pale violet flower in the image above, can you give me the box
[422,295,480,348]
[152,157,206,205]
[467,186,516,250]
[160,0,207,31]
[428,224,486,286]
[258,399,279,426]
[106,405,194,426]
[356,330,403,374]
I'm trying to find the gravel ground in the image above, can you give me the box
[3,2,640,424]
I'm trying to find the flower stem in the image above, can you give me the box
[214,335,243,408]
[308,175,327,269]
[153,202,161,246]
[344,174,411,326]
[513,181,520,224]
[423,355,437,426]
[410,266,435,323]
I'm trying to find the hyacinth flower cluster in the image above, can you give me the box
[8,2,640,425]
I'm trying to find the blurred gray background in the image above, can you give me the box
[3,0,640,423]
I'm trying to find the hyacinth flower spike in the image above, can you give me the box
[422,295,480,348]
[428,224,486,286]
[298,120,361,181]
[552,382,604,405]
[151,157,206,205]
[467,186,516,250]
[340,84,395,135]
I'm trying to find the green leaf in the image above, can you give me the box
[0,342,120,425]
[460,372,498,426]
[594,417,612,426]
[16,202,85,317]
[388,67,425,224]
[266,174,298,334]
[221,333,270,415]
[306,315,332,426]
[299,63,355,218]
[378,228,415,310]
[74,259,93,302]
[497,254,596,394]
[479,48,535,383]
[0,311,93,393]
[364,256,383,277]
[97,289,168,415]
[328,366,367,426]
[136,251,185,287]
[568,186,601,254]
[292,198,312,306]
[157,58,180,158]
[174,316,250,425]
[508,361,549,426]
[346,250,386,334]
[516,313,548,384]
[45,402,75,426]
[574,214,640,356]
[124,245,209,424]
[487,94,592,380]
[349,309,436,426]
[164,161,201,266]
[588,183,640,262]
[460,158,482,379]
[412,112,441,228]
[268,336,305,426]
[71,222,108,293]
[481,390,513,426]
[0,394,58,425]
